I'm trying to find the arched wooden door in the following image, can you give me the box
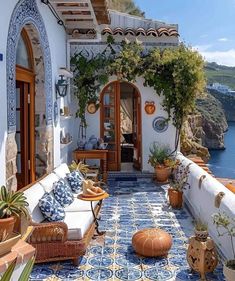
[15,29,35,189]
[100,81,142,171]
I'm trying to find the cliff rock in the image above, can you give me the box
[181,93,228,162]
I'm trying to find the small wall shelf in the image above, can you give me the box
[60,115,72,121]
[60,141,73,149]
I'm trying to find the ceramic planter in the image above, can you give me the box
[187,235,218,280]
[168,188,183,208]
[223,260,235,281]
[155,166,171,182]
[195,230,209,242]
[0,216,16,241]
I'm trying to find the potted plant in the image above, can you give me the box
[0,186,29,242]
[212,212,235,281]
[194,219,208,242]
[148,142,178,182]
[168,163,191,208]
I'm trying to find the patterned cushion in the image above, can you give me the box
[53,179,74,207]
[39,193,65,222]
[66,171,84,193]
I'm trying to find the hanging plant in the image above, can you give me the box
[70,52,109,126]
[108,39,143,81]
[71,40,205,138]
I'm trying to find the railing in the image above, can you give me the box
[177,153,235,260]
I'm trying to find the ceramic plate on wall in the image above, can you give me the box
[152,116,168,133]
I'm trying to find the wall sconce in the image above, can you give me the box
[56,68,73,98]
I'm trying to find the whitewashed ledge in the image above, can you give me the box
[177,152,235,260]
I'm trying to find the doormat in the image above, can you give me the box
[115,177,137,181]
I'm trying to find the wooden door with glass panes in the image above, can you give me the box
[100,82,120,171]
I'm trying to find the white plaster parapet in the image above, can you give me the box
[177,152,235,260]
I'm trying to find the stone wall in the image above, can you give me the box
[6,133,18,191]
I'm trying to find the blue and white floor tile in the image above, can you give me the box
[30,178,225,281]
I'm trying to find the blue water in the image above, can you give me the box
[208,122,235,178]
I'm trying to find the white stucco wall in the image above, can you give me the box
[0,0,67,185]
[177,153,235,260]
[85,77,177,172]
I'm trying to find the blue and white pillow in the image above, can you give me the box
[53,179,74,207]
[66,171,83,193]
[39,193,65,222]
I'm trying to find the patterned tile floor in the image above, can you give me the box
[30,178,225,281]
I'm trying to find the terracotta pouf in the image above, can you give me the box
[132,228,172,257]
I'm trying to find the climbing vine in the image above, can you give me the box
[71,40,205,130]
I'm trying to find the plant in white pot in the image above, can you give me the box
[0,186,29,242]
[212,212,235,281]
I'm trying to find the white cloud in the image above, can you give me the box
[218,38,228,42]
[193,44,212,52]
[199,49,235,66]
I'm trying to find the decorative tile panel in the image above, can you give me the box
[7,0,52,132]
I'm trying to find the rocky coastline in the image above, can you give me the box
[181,93,228,162]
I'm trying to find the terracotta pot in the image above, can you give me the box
[0,216,16,241]
[195,230,209,242]
[223,260,235,281]
[155,166,171,182]
[132,228,172,257]
[168,188,183,208]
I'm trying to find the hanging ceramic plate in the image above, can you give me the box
[152,117,168,133]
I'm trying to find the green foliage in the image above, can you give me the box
[0,258,16,281]
[0,255,35,281]
[107,0,145,17]
[71,41,205,130]
[194,218,208,231]
[148,142,171,167]
[144,44,206,128]
[70,53,110,125]
[205,62,235,90]
[109,40,143,81]
[0,186,29,219]
[212,211,235,259]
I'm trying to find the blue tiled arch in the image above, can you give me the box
[7,0,52,132]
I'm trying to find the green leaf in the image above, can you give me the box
[0,259,17,281]
[18,255,35,281]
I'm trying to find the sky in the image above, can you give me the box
[135,0,235,66]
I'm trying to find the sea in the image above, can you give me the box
[208,122,235,179]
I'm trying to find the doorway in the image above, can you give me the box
[100,81,142,171]
[15,29,35,189]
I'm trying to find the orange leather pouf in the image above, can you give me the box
[132,228,172,257]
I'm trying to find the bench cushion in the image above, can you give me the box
[64,198,99,212]
[39,173,60,193]
[24,183,45,223]
[64,211,94,240]
[53,163,70,179]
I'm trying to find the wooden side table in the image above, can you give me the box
[73,149,108,182]
[78,192,109,236]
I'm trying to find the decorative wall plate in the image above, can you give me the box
[87,102,97,114]
[152,117,168,133]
